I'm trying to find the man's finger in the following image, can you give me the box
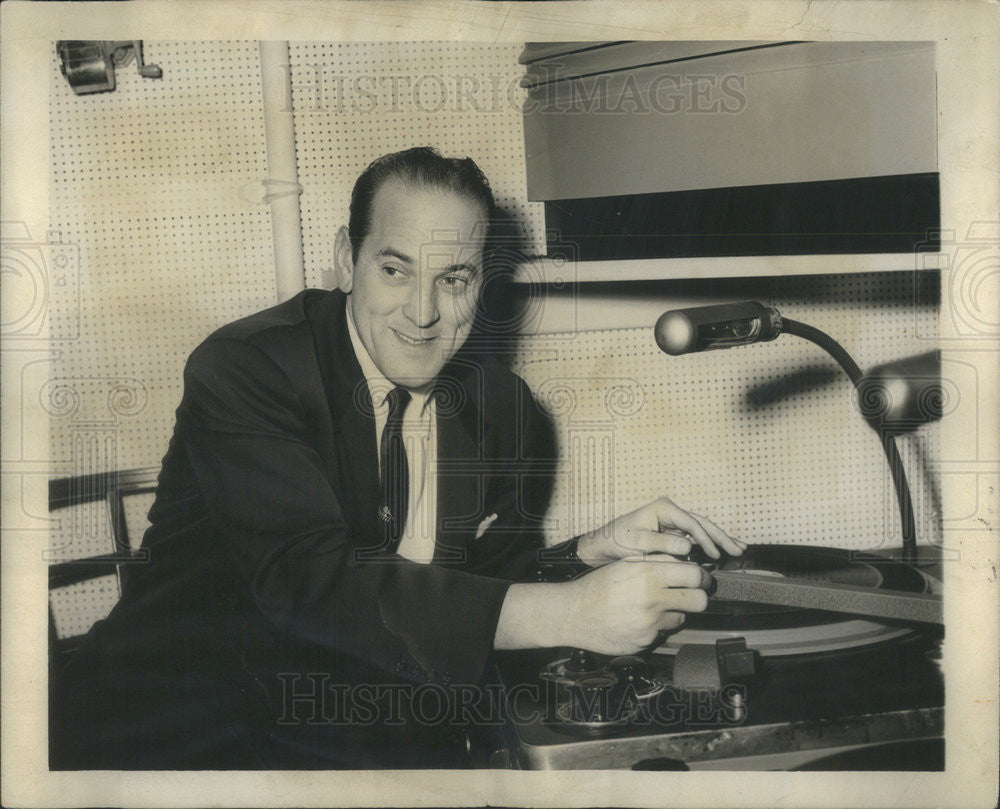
[640,559,710,589]
[618,556,710,586]
[615,528,692,558]
[660,504,722,559]
[659,587,710,613]
[689,511,745,556]
[654,499,741,559]
[657,611,686,632]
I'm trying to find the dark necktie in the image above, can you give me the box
[378,387,411,545]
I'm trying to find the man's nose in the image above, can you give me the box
[403,281,440,328]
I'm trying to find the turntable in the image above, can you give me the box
[495,543,944,771]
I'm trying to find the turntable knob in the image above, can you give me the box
[563,648,601,675]
[566,674,626,723]
[609,655,659,697]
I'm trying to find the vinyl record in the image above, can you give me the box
[658,544,933,656]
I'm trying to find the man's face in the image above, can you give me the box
[335,179,486,390]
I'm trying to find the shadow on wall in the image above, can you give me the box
[462,205,536,366]
[745,366,841,409]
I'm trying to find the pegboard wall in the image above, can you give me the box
[512,272,943,550]
[48,40,277,491]
[289,41,546,289]
[49,575,121,639]
[47,41,278,633]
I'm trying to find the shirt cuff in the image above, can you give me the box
[533,537,592,582]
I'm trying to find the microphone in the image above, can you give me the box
[857,350,943,434]
[654,302,782,356]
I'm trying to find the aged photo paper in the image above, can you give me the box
[2,1,998,807]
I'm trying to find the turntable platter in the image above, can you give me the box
[658,544,934,656]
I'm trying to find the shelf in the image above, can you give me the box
[513,253,944,284]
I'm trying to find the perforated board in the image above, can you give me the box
[290,41,547,289]
[47,41,276,632]
[48,41,276,484]
[49,575,120,639]
[512,273,942,550]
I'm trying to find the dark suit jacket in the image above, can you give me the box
[54,289,577,769]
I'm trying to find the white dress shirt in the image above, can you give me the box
[346,308,438,564]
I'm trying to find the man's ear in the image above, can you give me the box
[333,226,354,293]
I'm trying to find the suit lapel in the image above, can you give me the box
[310,292,381,544]
[434,363,486,564]
[334,389,381,546]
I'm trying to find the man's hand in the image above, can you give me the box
[561,557,712,655]
[575,497,745,567]
[494,498,743,654]
[495,557,714,654]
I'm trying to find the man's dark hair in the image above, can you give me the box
[348,146,497,263]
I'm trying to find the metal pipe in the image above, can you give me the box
[259,41,305,302]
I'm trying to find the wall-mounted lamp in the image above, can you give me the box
[57,41,162,95]
[655,302,943,565]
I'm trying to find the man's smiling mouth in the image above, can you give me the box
[391,329,437,346]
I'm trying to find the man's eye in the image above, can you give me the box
[440,275,470,290]
[382,265,405,278]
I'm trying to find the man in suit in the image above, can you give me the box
[54,147,743,769]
